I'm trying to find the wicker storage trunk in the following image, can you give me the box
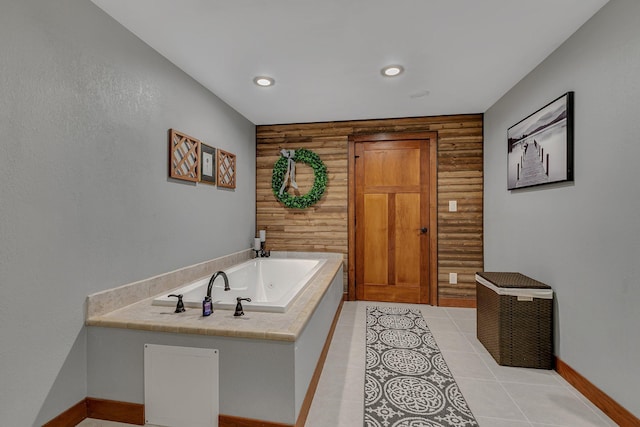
[476,272,553,369]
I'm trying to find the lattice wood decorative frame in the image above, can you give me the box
[217,149,236,189]
[169,129,200,182]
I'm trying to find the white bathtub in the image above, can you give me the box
[153,257,327,313]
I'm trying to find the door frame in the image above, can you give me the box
[347,131,439,304]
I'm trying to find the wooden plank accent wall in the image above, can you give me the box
[256,114,483,304]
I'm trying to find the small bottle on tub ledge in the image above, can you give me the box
[202,295,213,317]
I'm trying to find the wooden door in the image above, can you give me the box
[353,133,435,303]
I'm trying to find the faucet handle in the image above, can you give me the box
[168,294,186,313]
[234,297,252,317]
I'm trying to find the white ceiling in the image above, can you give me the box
[92,0,608,125]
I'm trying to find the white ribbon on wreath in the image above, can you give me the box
[278,149,298,196]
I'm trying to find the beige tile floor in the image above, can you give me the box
[77,302,617,427]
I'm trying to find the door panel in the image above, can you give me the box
[395,193,421,286]
[363,146,421,187]
[355,136,432,303]
[363,194,388,285]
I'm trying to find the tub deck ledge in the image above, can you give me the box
[86,254,343,342]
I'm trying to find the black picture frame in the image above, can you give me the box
[199,143,216,185]
[507,92,574,190]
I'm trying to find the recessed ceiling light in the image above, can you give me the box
[253,76,275,87]
[381,65,404,77]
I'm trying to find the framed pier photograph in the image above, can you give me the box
[507,92,574,190]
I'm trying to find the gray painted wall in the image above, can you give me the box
[484,0,639,417]
[0,0,255,425]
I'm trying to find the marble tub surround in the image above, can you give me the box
[85,252,344,342]
[86,249,252,319]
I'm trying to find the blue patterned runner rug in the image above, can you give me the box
[365,306,479,427]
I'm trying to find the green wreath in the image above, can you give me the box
[272,148,327,209]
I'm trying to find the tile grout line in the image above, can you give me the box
[562,382,618,426]
[459,308,536,426]
[494,377,536,426]
[445,307,539,427]
[442,307,529,427]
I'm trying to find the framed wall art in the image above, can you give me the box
[169,129,200,183]
[217,149,236,189]
[199,143,216,185]
[507,92,574,190]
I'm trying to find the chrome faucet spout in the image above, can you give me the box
[206,271,230,298]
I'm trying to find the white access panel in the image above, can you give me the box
[144,344,219,427]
